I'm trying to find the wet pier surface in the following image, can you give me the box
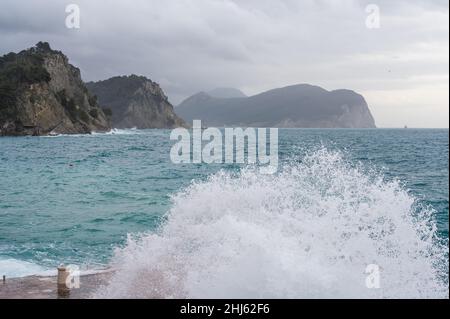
[0,272,112,299]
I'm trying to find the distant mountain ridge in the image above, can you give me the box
[86,75,186,129]
[176,84,376,128]
[207,87,247,98]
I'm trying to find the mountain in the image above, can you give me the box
[86,75,186,129]
[177,84,376,128]
[207,87,247,98]
[0,42,110,136]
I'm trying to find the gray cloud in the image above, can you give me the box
[0,0,448,127]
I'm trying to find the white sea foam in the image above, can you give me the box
[94,128,141,135]
[40,128,142,137]
[0,258,52,278]
[96,148,448,298]
[0,257,112,279]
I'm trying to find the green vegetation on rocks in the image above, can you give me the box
[0,42,111,135]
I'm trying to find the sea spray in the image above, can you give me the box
[95,148,448,298]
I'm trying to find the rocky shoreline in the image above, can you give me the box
[0,42,111,136]
[0,42,187,136]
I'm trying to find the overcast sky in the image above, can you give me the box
[0,0,448,127]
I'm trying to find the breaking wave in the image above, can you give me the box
[0,258,51,278]
[95,148,448,298]
[93,128,141,135]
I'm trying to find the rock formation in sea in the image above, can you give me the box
[86,75,187,129]
[0,42,111,136]
[176,84,376,128]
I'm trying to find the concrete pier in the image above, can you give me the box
[0,271,112,299]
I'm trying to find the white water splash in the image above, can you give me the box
[96,148,448,298]
[0,258,50,278]
[96,128,141,135]
[41,128,150,137]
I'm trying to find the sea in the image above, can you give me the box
[0,128,448,298]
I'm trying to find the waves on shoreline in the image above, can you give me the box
[0,257,111,279]
[39,127,144,138]
[0,258,52,278]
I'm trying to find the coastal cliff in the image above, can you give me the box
[0,42,110,136]
[86,75,186,129]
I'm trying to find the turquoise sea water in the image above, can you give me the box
[0,129,448,284]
